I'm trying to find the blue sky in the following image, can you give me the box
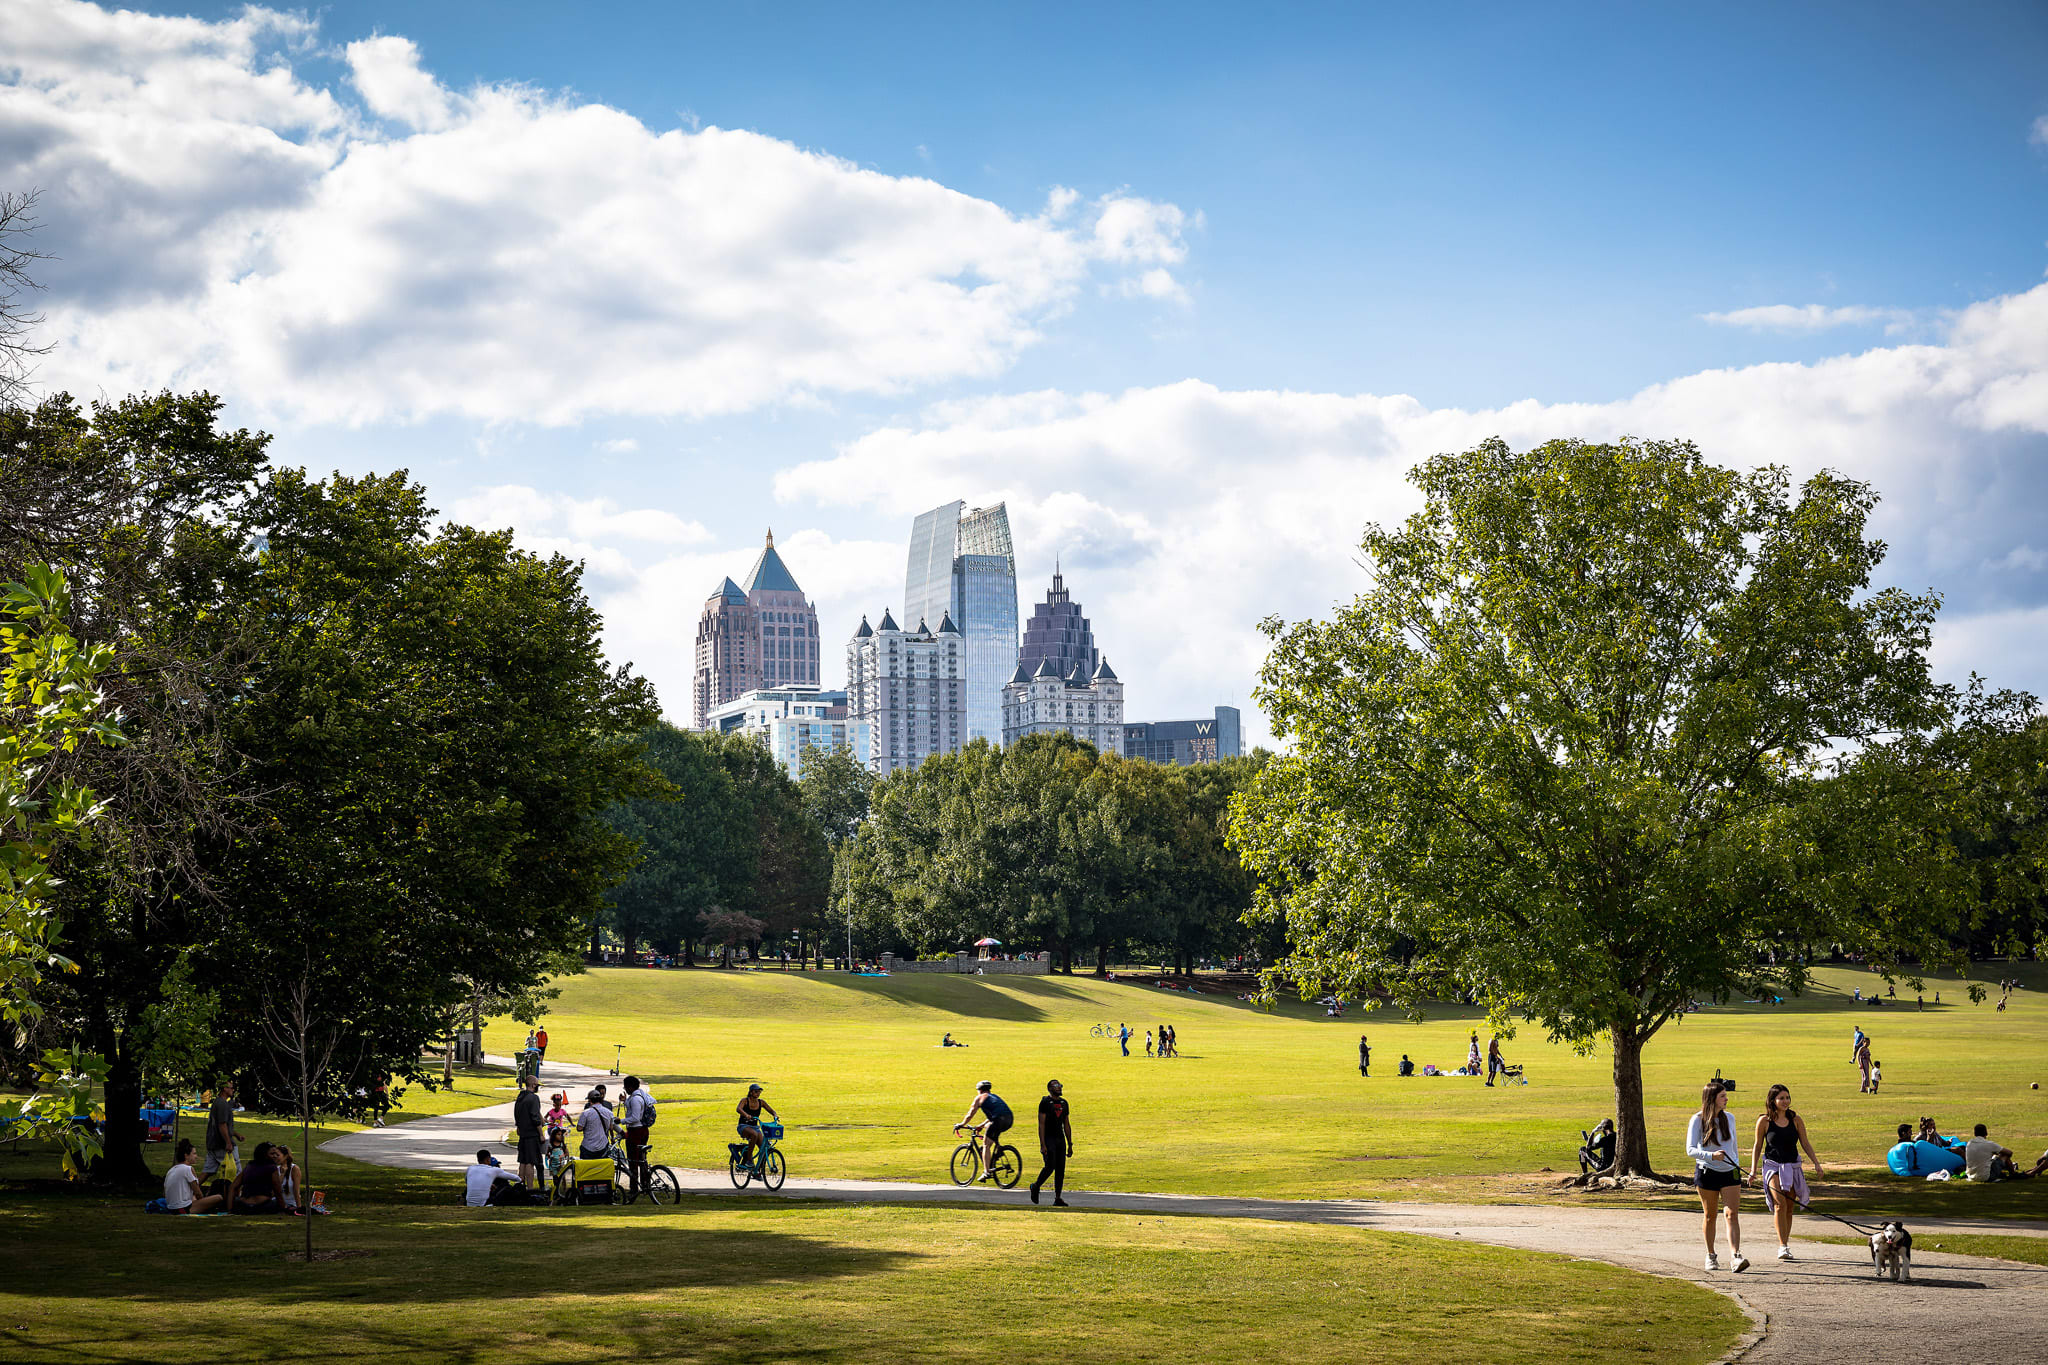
[8,1,2048,739]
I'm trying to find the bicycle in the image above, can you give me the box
[728,1120,786,1191]
[614,1137,680,1206]
[950,1122,1022,1189]
[1088,1023,1119,1039]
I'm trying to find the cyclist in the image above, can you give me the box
[954,1080,1013,1181]
[736,1084,779,1168]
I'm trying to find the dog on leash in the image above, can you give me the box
[1868,1221,1913,1281]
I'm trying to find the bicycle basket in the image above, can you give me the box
[760,1121,784,1140]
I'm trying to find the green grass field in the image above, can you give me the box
[0,1152,1745,1365]
[495,960,2048,1217]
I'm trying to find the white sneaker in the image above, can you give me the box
[1704,1252,1720,1271]
[1777,1245,1795,1261]
[1731,1253,1749,1273]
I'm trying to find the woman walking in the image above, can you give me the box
[1687,1081,1748,1272]
[1750,1083,1824,1262]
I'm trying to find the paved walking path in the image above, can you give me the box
[325,1060,2048,1364]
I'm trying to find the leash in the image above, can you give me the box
[1732,1162,1889,1237]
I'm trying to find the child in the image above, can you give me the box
[1145,1029,1154,1057]
[1870,1060,1882,1093]
[545,1092,571,1137]
[544,1130,571,1194]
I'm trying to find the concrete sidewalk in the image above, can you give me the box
[325,1067,2048,1364]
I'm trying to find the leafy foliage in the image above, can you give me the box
[1230,436,2022,1173]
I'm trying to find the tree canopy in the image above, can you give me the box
[1231,436,2041,1174]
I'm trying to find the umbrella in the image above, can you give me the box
[973,937,1002,947]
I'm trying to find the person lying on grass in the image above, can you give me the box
[164,1140,225,1215]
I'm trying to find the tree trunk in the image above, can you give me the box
[683,938,696,967]
[1094,943,1108,977]
[301,1100,313,1263]
[588,914,603,964]
[1059,942,1073,975]
[100,1040,153,1186]
[1609,1024,1654,1177]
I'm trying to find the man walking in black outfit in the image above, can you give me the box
[1359,1035,1370,1077]
[513,1073,544,1188]
[1030,1079,1073,1206]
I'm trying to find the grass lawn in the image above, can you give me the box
[0,1176,1746,1365]
[490,960,2048,1217]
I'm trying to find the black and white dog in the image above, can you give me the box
[1868,1221,1913,1281]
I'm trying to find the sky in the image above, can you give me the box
[6,0,2048,744]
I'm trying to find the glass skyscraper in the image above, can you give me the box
[903,501,1017,745]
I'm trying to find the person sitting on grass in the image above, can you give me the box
[1398,1055,1415,1077]
[229,1142,284,1215]
[163,1139,225,1215]
[465,1148,525,1206]
[1579,1119,1616,1175]
[274,1144,305,1215]
[942,1033,967,1047]
[1920,1116,1965,1152]
[1963,1124,2042,1182]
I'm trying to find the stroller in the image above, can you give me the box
[1578,1119,1616,1175]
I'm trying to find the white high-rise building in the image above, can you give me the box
[1001,656,1124,754]
[846,609,967,776]
[705,685,872,780]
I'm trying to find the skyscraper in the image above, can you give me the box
[692,530,822,729]
[847,610,966,776]
[903,501,1017,745]
[1016,566,1099,680]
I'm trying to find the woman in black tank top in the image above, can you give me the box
[1762,1116,1799,1164]
[1749,1083,1824,1261]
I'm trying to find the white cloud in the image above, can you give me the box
[780,283,2048,743]
[5,0,1194,426]
[596,437,640,454]
[1702,304,1916,333]
[344,35,454,131]
[2032,114,2048,147]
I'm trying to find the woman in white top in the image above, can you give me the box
[1686,1081,1747,1273]
[1465,1033,1482,1075]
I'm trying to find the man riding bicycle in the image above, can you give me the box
[954,1080,1013,1181]
[736,1084,779,1167]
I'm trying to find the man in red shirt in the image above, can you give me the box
[534,1026,549,1077]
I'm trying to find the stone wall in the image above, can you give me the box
[881,952,1051,976]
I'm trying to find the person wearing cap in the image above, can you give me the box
[954,1080,1014,1182]
[736,1084,779,1167]
[577,1085,615,1159]
[1030,1079,1072,1206]
[513,1073,544,1187]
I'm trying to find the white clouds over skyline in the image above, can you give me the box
[1702,303,1918,333]
[4,0,1191,426]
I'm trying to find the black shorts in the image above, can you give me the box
[1695,1165,1740,1192]
[986,1115,1013,1140]
[517,1133,543,1165]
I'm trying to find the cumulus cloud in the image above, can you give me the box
[1702,304,1917,333]
[4,0,1193,426]
[780,283,2048,742]
[447,484,712,583]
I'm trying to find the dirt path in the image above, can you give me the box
[325,1060,2048,1365]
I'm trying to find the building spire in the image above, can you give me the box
[765,527,775,548]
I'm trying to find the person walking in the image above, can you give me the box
[1855,1035,1873,1093]
[1486,1035,1507,1087]
[202,1081,242,1183]
[513,1073,544,1188]
[1145,1028,1155,1058]
[1029,1079,1073,1206]
[1358,1034,1370,1077]
[1750,1083,1824,1261]
[1687,1080,1747,1272]
[1118,1024,1130,1057]
[533,1026,549,1077]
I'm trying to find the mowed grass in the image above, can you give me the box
[0,1186,1746,1365]
[497,961,2048,1216]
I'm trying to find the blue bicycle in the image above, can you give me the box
[727,1120,786,1191]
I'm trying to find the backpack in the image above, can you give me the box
[640,1092,657,1128]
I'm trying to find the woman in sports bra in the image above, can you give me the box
[1750,1083,1824,1263]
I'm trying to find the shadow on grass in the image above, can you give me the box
[0,1202,922,1310]
[807,973,1052,1021]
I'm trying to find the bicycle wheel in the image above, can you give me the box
[990,1144,1023,1189]
[761,1150,785,1191]
[645,1165,680,1206]
[949,1144,980,1186]
[729,1150,752,1189]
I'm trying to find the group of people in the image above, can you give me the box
[160,1133,315,1216]
[1686,1079,1823,1272]
[1114,1023,1179,1057]
[471,1071,660,1206]
[1851,1025,1882,1093]
[1382,1032,1513,1082]
[954,1078,1074,1205]
[1893,1116,2048,1182]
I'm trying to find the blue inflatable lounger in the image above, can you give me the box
[1887,1138,1965,1177]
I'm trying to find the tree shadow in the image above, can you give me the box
[806,973,1052,1021]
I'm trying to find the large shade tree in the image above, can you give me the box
[1232,436,1992,1175]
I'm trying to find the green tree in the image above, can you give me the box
[1233,437,1962,1175]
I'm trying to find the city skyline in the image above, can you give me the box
[8,2,2047,750]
